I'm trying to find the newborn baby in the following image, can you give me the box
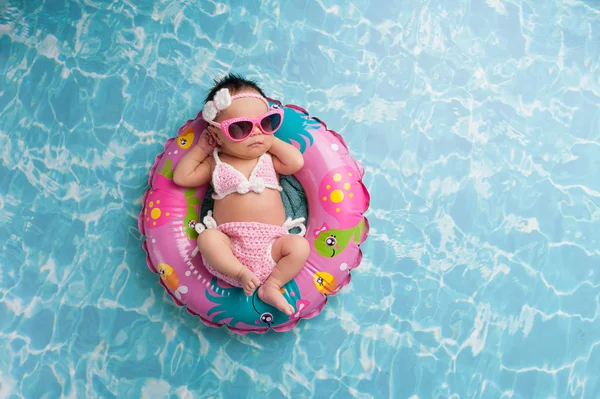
[173,74,309,315]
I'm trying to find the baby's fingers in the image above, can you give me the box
[211,131,223,146]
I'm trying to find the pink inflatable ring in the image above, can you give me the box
[139,99,370,334]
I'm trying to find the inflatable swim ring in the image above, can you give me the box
[138,98,370,334]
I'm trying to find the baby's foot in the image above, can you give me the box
[258,282,294,316]
[237,267,260,296]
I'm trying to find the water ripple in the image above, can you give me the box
[1,0,600,397]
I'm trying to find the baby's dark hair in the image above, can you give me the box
[204,73,266,104]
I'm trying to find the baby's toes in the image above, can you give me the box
[244,283,256,296]
[285,304,294,316]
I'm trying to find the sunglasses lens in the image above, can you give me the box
[260,113,282,133]
[229,121,253,140]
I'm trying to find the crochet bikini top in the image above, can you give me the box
[211,148,283,200]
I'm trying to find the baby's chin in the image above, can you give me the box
[222,140,271,159]
[243,142,270,157]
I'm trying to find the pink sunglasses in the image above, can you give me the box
[207,108,284,142]
[205,93,284,142]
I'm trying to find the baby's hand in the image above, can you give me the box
[197,129,216,154]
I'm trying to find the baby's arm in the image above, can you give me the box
[269,137,304,175]
[173,131,214,187]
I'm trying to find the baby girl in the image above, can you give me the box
[173,74,310,316]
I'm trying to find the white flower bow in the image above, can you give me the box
[251,177,266,193]
[237,180,251,194]
[236,178,265,195]
[202,88,232,122]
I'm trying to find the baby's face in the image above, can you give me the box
[210,89,274,160]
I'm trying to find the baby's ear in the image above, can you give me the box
[207,126,223,146]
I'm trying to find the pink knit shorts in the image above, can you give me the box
[195,211,306,287]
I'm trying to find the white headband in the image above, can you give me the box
[202,88,269,122]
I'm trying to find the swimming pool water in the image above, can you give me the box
[1,0,600,397]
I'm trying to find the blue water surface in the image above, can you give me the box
[1,0,600,398]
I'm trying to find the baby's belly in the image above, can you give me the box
[212,190,286,225]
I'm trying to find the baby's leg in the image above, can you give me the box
[258,235,310,315]
[197,229,260,296]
